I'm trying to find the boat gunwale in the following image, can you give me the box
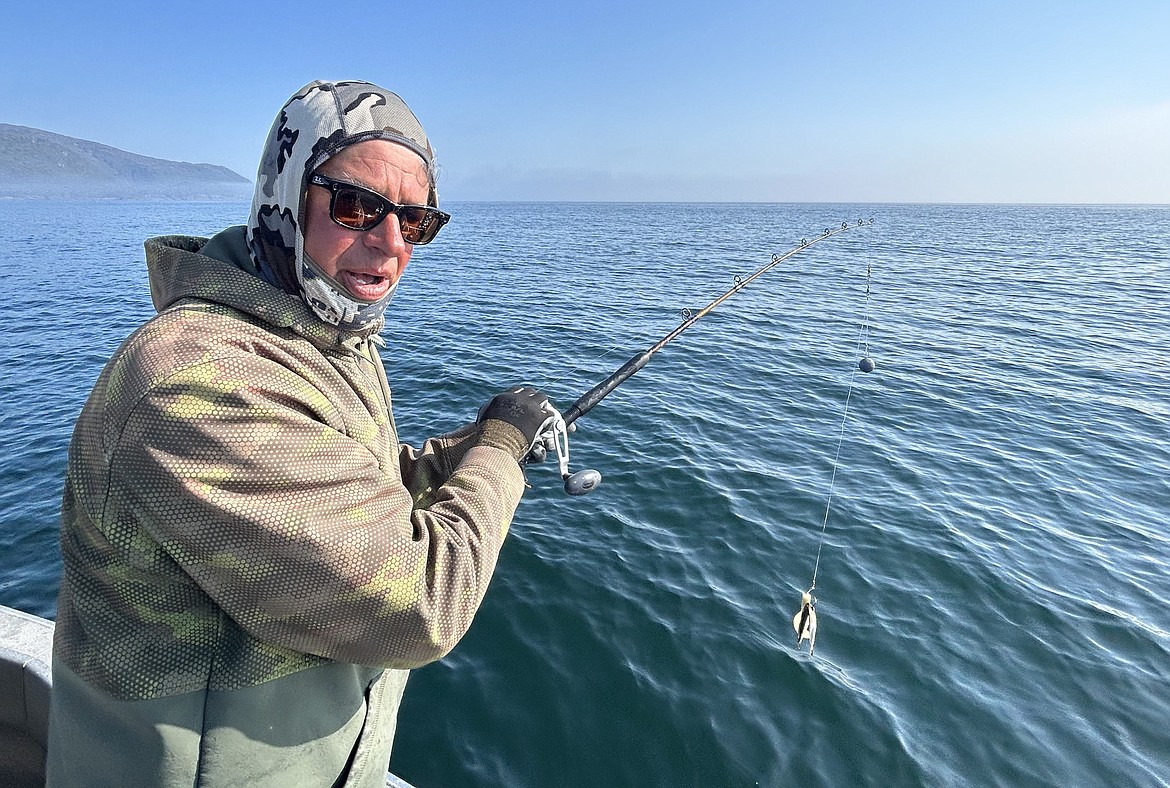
[0,603,54,786]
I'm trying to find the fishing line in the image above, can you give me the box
[794,258,877,657]
[539,342,625,392]
[810,259,875,590]
[541,333,656,394]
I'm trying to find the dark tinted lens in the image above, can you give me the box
[333,187,386,229]
[396,207,434,243]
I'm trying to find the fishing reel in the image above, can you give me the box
[525,408,602,496]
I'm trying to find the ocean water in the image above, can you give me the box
[1,200,1168,787]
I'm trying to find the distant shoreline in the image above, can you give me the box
[0,192,253,201]
[0,182,254,201]
[0,123,252,200]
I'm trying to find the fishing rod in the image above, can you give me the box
[530,219,876,496]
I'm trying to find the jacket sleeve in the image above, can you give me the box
[114,355,525,669]
[397,423,482,510]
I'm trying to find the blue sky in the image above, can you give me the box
[4,1,1168,202]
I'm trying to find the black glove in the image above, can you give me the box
[477,386,555,461]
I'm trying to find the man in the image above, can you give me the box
[47,79,553,787]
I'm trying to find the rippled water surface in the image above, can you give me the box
[1,201,1168,787]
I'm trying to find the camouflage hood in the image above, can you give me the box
[245,80,439,333]
[145,231,357,346]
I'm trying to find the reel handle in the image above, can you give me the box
[527,407,602,496]
[564,469,602,496]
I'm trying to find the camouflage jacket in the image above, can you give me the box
[48,231,525,787]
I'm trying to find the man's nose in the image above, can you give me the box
[364,212,410,256]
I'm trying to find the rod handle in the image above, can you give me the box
[562,350,652,426]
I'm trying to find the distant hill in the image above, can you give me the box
[0,123,252,199]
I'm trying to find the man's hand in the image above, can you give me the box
[477,386,556,461]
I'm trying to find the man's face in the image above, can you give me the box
[302,139,431,302]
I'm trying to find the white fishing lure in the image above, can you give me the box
[793,591,817,656]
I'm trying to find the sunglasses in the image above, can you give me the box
[309,173,450,245]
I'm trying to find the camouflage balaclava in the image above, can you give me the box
[247,80,439,333]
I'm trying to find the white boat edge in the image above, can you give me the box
[0,604,52,788]
[0,604,416,788]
